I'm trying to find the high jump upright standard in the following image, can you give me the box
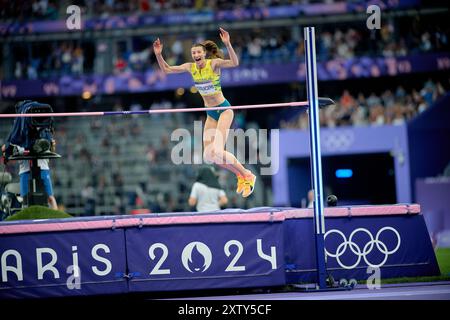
[304,26,329,290]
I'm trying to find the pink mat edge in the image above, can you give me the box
[0,204,421,235]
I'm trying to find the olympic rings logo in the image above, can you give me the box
[324,227,401,270]
[322,131,355,151]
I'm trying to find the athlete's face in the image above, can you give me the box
[191,46,206,65]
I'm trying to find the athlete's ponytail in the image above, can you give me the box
[191,40,224,59]
[202,40,224,59]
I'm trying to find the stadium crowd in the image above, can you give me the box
[7,21,449,80]
[280,80,448,129]
[1,0,348,21]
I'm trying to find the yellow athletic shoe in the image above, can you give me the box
[241,174,256,198]
[236,174,245,194]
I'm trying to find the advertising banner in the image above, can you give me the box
[0,1,419,35]
[0,229,128,299]
[284,214,440,284]
[2,52,448,99]
[125,222,285,292]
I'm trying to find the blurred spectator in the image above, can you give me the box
[281,80,448,129]
[188,166,228,212]
[6,14,449,79]
[307,189,314,209]
[81,184,96,215]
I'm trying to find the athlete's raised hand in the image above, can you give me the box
[219,28,230,46]
[153,38,163,55]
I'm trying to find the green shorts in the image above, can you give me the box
[206,99,231,121]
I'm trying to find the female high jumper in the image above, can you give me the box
[153,27,256,198]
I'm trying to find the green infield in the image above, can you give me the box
[4,205,72,221]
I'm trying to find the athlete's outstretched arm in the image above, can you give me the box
[214,27,239,69]
[153,38,190,73]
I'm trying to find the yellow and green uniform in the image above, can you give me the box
[190,59,231,120]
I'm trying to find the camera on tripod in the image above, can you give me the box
[1,100,59,213]
[3,100,55,163]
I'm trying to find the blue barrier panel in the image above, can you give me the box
[284,214,440,284]
[0,206,438,298]
[0,229,128,299]
[125,222,285,292]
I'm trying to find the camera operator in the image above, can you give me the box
[1,141,58,210]
[1,100,58,210]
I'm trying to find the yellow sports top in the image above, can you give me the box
[190,59,222,97]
